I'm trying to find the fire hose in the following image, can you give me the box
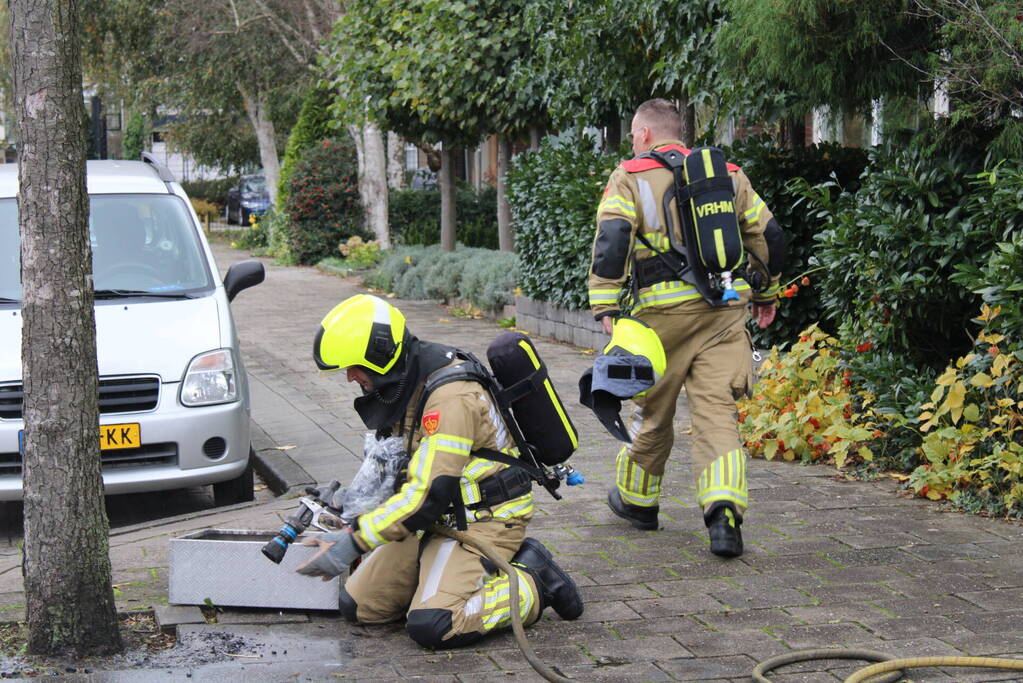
[752,648,1023,682]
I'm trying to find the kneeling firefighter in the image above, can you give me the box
[296,294,583,649]
[586,98,786,557]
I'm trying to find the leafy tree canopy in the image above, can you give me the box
[325,0,548,145]
[717,0,937,114]
[521,0,783,131]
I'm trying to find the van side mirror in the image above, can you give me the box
[223,260,265,302]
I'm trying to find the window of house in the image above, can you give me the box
[405,142,418,171]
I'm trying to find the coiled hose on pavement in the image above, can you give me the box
[431,526,1023,683]
[430,524,572,683]
[753,648,1023,682]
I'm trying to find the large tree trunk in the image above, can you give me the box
[349,123,390,249]
[496,136,513,252]
[439,145,456,252]
[679,94,697,148]
[9,0,122,656]
[386,131,404,190]
[362,122,390,248]
[240,89,281,207]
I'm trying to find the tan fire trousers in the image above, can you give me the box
[341,518,541,649]
[615,305,753,516]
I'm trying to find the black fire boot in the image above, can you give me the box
[705,502,743,558]
[511,538,583,621]
[606,487,659,531]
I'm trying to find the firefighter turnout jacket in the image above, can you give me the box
[351,369,534,553]
[588,140,782,318]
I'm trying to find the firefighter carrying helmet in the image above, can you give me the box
[579,316,666,442]
[313,294,406,375]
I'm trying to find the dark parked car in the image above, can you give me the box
[224,173,270,225]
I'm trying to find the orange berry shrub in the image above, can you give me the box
[739,325,882,469]
[908,306,1023,516]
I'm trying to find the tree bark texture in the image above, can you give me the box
[386,131,404,190]
[361,122,390,249]
[496,137,514,252]
[9,0,122,656]
[439,145,456,252]
[679,95,696,148]
[349,124,390,249]
[240,89,281,208]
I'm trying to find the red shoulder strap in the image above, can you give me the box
[621,157,663,173]
[622,144,741,174]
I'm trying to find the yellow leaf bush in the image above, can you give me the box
[909,305,1023,514]
[739,325,881,469]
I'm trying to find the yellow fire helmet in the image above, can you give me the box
[579,316,667,442]
[600,316,667,397]
[313,294,407,375]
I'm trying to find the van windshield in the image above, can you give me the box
[0,194,213,302]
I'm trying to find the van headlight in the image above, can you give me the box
[181,349,238,407]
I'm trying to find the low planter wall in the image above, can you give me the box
[514,295,608,352]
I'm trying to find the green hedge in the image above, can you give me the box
[508,132,621,310]
[949,163,1023,342]
[282,138,368,265]
[725,138,869,349]
[389,185,499,249]
[365,245,517,312]
[803,145,994,374]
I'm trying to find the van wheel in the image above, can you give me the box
[213,449,255,506]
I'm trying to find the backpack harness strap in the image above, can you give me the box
[407,354,561,529]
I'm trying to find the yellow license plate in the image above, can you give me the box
[99,423,141,450]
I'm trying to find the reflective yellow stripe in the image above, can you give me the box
[743,195,764,224]
[714,229,726,268]
[616,447,660,507]
[697,449,748,508]
[640,232,670,251]
[481,567,533,630]
[491,493,534,520]
[702,148,714,178]
[588,288,620,306]
[433,434,473,455]
[598,194,636,218]
[633,279,750,312]
[460,457,494,505]
[516,341,578,449]
[633,281,703,311]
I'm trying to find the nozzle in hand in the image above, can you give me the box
[261,522,301,564]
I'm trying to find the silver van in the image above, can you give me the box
[0,157,264,504]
